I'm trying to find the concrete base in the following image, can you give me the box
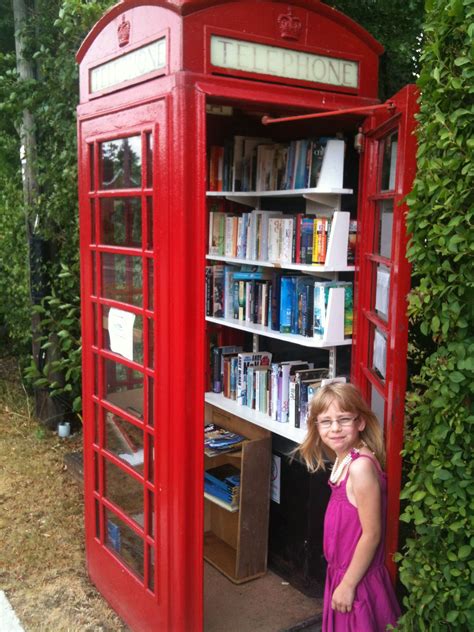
[204,562,322,632]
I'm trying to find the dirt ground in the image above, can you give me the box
[0,356,128,632]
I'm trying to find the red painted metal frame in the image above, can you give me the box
[76,2,400,630]
[352,84,419,580]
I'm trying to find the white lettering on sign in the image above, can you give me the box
[210,36,358,89]
[90,38,166,93]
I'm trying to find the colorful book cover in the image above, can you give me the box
[279,276,296,333]
[300,217,314,264]
[237,351,272,406]
[212,265,225,318]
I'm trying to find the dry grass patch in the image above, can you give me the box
[0,357,127,631]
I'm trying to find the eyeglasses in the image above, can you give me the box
[316,415,358,429]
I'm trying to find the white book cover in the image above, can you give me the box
[280,217,295,263]
[224,216,235,257]
[288,378,297,426]
[260,212,283,261]
[268,217,282,262]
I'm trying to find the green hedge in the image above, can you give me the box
[396,0,474,629]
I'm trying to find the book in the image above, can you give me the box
[237,351,272,406]
[294,367,329,428]
[300,217,314,264]
[204,424,245,457]
[212,265,225,317]
[205,463,241,509]
[279,276,297,333]
[347,219,357,264]
[211,345,243,393]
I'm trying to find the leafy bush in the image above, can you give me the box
[396,0,474,628]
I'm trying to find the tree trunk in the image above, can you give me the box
[12,0,61,427]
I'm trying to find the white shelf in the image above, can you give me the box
[205,254,355,274]
[205,392,307,444]
[205,316,351,348]
[204,492,239,513]
[207,187,353,208]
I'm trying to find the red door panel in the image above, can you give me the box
[351,84,418,579]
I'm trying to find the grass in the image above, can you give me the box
[0,357,127,631]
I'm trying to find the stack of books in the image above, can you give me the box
[204,423,245,456]
[204,463,241,510]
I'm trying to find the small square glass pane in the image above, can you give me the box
[101,136,142,190]
[105,459,143,519]
[377,199,393,258]
[103,307,143,365]
[105,508,144,581]
[147,260,154,311]
[371,385,385,431]
[374,264,390,322]
[104,358,144,419]
[146,197,153,250]
[381,132,398,192]
[102,253,143,306]
[105,411,144,474]
[100,197,142,247]
[372,327,387,381]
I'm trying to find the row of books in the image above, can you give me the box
[210,347,345,428]
[209,209,356,265]
[205,265,353,339]
[204,463,241,510]
[208,135,343,192]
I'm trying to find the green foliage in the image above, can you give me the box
[396,0,474,628]
[24,262,83,415]
[327,0,424,99]
[0,0,114,397]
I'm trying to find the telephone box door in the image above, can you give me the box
[78,98,201,632]
[352,84,418,577]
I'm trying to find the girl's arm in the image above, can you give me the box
[331,458,382,614]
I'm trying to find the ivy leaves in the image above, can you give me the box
[398,0,474,629]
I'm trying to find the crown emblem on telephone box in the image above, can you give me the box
[278,7,302,41]
[118,14,131,47]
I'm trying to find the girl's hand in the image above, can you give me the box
[331,581,355,613]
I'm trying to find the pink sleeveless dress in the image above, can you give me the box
[322,451,400,631]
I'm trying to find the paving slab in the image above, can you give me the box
[0,591,24,632]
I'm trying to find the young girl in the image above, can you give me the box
[298,382,400,631]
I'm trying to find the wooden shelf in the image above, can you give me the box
[206,316,351,348]
[204,406,271,583]
[205,392,307,444]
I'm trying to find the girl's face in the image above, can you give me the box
[316,399,366,458]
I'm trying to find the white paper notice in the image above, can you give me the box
[108,308,136,361]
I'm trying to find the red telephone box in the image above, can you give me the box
[76,2,417,630]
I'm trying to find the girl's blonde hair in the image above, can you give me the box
[297,382,385,473]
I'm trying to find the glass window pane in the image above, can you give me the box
[377,199,393,258]
[105,459,143,519]
[89,144,95,192]
[147,319,154,370]
[105,508,144,581]
[146,133,153,189]
[101,136,142,190]
[147,546,155,592]
[103,307,143,365]
[104,359,144,419]
[381,132,398,191]
[100,197,142,247]
[371,385,385,431]
[374,264,390,322]
[147,377,154,428]
[105,411,144,473]
[102,253,143,306]
[147,260,154,311]
[146,197,153,250]
[372,327,387,381]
